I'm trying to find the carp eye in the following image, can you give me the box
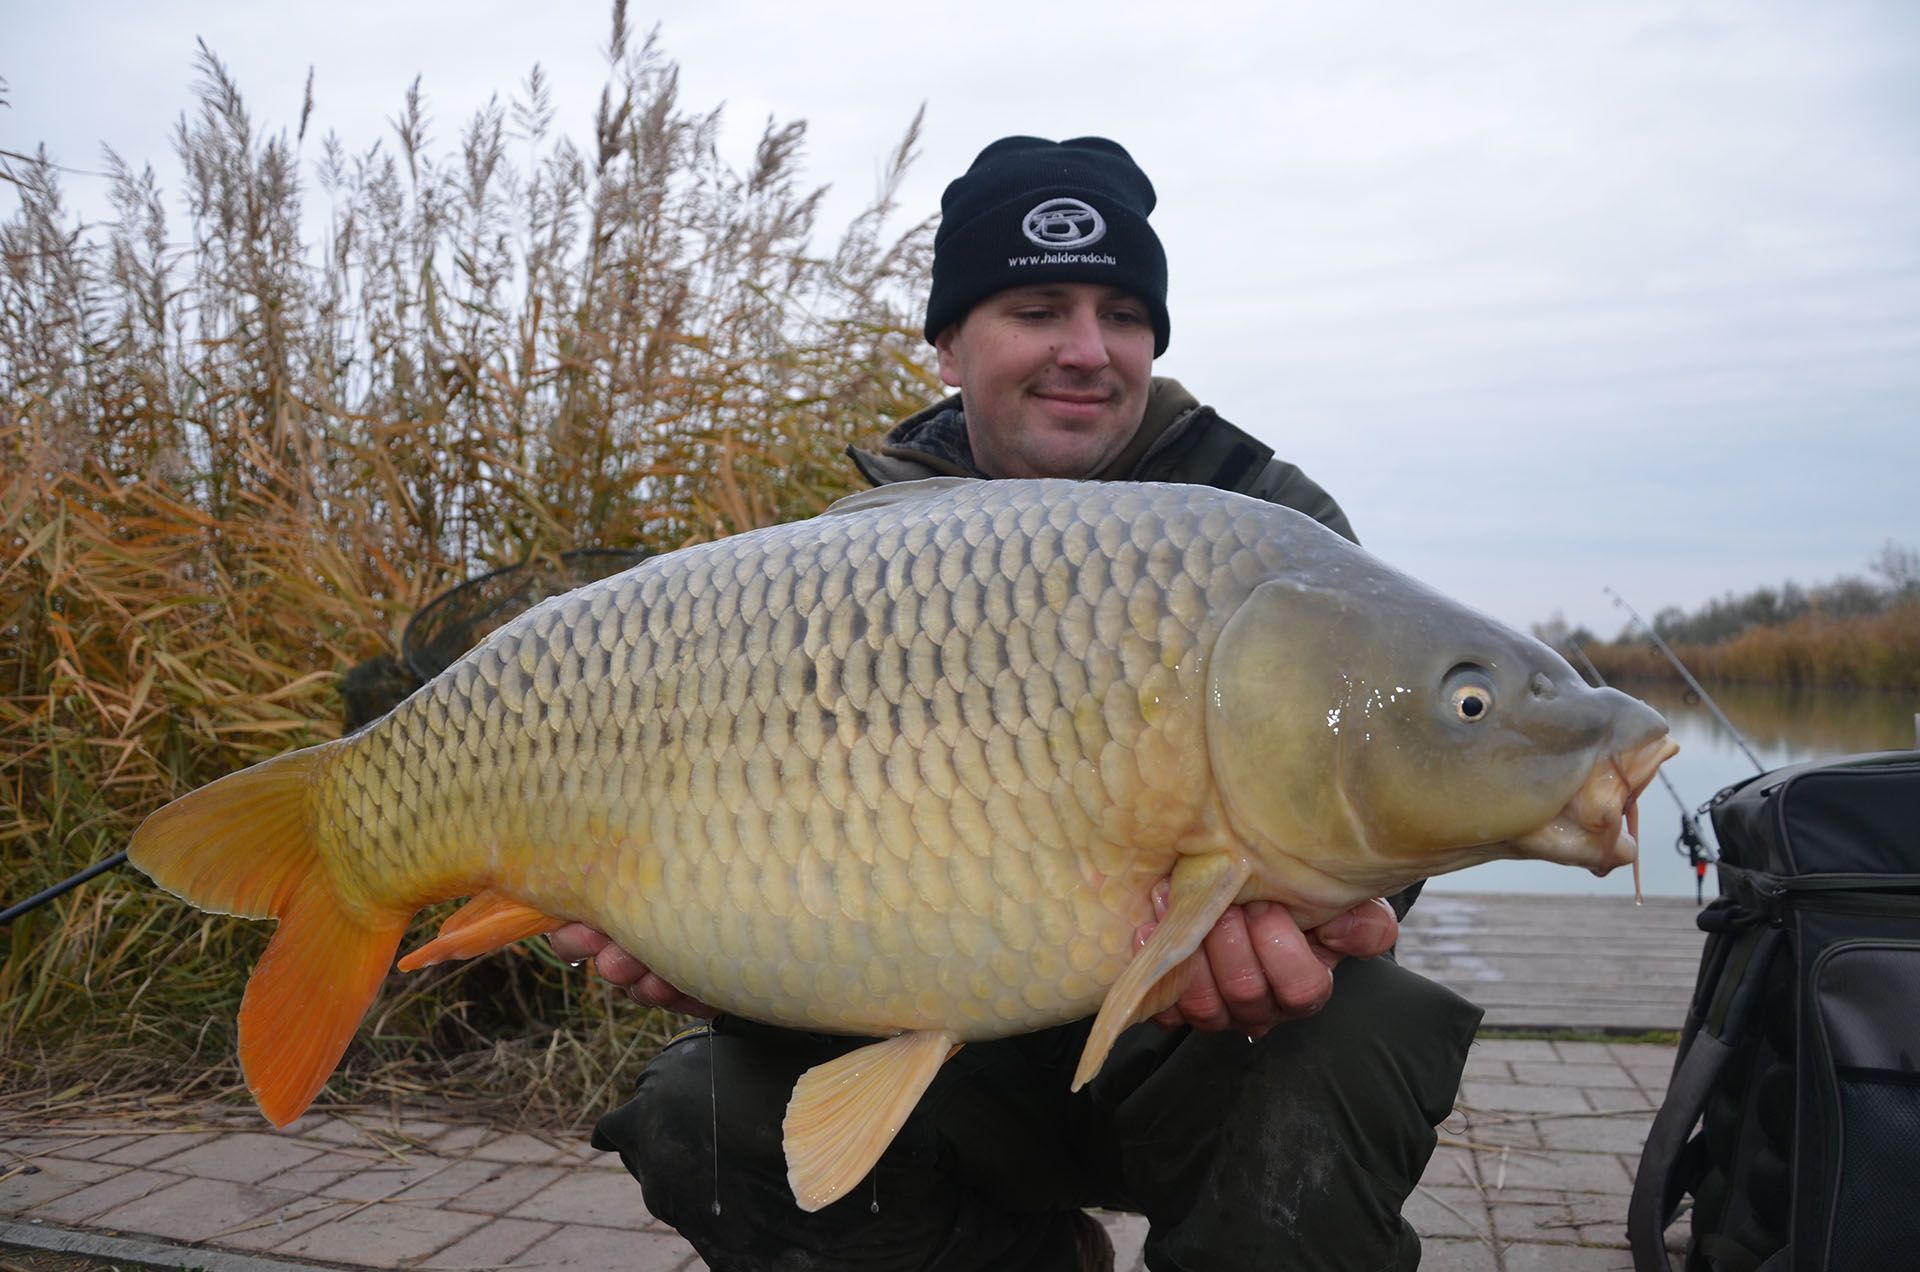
[1442,666,1495,724]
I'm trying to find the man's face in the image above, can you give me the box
[935,283,1155,480]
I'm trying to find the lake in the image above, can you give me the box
[1428,681,1920,899]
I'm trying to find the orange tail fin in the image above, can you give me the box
[128,746,410,1126]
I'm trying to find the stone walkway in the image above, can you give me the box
[1,1035,1685,1271]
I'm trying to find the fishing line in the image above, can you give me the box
[709,1032,722,1216]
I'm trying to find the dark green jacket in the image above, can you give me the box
[847,377,1358,545]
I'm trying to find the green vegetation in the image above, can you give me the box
[1544,545,1920,692]
[1,3,935,1119]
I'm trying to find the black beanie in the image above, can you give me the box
[925,136,1170,356]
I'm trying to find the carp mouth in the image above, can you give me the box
[1512,733,1681,898]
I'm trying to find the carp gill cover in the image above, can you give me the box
[129,477,1677,1209]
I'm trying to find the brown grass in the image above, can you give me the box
[1,2,937,1121]
[1583,601,1920,693]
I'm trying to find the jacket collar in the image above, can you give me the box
[847,376,1205,487]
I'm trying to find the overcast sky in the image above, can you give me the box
[8,0,1917,637]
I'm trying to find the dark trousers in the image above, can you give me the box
[592,955,1482,1271]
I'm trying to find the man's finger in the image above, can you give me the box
[1245,901,1333,1018]
[593,942,648,987]
[1310,898,1398,959]
[547,923,610,964]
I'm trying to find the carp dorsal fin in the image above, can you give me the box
[1071,851,1253,1091]
[821,477,976,518]
[783,1029,962,1212]
[396,889,566,972]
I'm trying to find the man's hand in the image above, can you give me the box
[1137,890,1398,1038]
[547,924,717,1018]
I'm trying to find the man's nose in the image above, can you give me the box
[1054,307,1109,370]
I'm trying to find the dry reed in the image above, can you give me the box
[1,2,937,1122]
[1584,601,1920,693]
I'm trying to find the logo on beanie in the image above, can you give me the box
[1022,198,1106,250]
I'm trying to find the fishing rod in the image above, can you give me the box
[1566,640,1716,903]
[1604,586,1767,775]
[0,850,128,928]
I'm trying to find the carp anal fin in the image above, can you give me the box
[783,1029,961,1212]
[1071,851,1252,1092]
[126,744,411,1126]
[397,889,565,972]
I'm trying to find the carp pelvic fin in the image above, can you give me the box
[1071,851,1252,1092]
[126,743,410,1126]
[783,1029,961,1212]
[397,890,565,972]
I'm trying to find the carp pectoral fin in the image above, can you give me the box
[783,1029,962,1213]
[396,890,565,972]
[241,889,409,1126]
[1071,851,1252,1092]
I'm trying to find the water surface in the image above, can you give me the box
[1429,682,1920,899]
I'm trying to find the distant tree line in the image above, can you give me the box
[1537,542,1920,692]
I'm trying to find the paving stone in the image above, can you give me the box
[420,1215,557,1268]
[211,1196,344,1251]
[1469,1038,1562,1062]
[1459,1079,1595,1115]
[1567,1194,1636,1248]
[1415,1236,1500,1270]
[318,1152,457,1202]
[1423,1145,1483,1189]
[42,1133,139,1161]
[463,1130,577,1164]
[0,1155,120,1214]
[390,1155,516,1206]
[426,1122,496,1153]
[1094,1209,1147,1272]
[1540,1112,1654,1154]
[1553,1041,1621,1063]
[505,1221,695,1269]
[1502,1240,1635,1269]
[260,1149,376,1197]
[1493,1149,1634,1195]
[0,1133,70,1156]
[445,1162,569,1214]
[1460,1115,1544,1149]
[93,1131,218,1167]
[271,1199,489,1263]
[159,1131,324,1182]
[1461,1055,1512,1082]
[92,1175,303,1243]
[1406,1184,1492,1239]
[509,1164,656,1228]
[1512,1060,1642,1088]
[1488,1196,1578,1244]
[28,1166,174,1223]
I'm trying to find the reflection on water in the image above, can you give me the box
[1430,682,1920,899]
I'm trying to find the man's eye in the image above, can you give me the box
[1013,308,1055,322]
[1106,310,1146,325]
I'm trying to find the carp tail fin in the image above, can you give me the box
[128,744,410,1126]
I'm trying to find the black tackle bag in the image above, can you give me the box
[1629,750,1920,1272]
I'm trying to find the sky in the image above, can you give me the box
[7,0,1918,638]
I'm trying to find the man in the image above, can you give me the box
[557,136,1482,1270]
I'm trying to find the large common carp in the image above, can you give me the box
[131,477,1675,1210]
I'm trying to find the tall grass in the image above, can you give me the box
[1,3,937,1119]
[1583,601,1920,693]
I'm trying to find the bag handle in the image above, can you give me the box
[1628,927,1785,1271]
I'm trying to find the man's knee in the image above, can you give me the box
[592,1030,734,1228]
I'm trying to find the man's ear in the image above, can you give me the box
[934,324,963,388]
